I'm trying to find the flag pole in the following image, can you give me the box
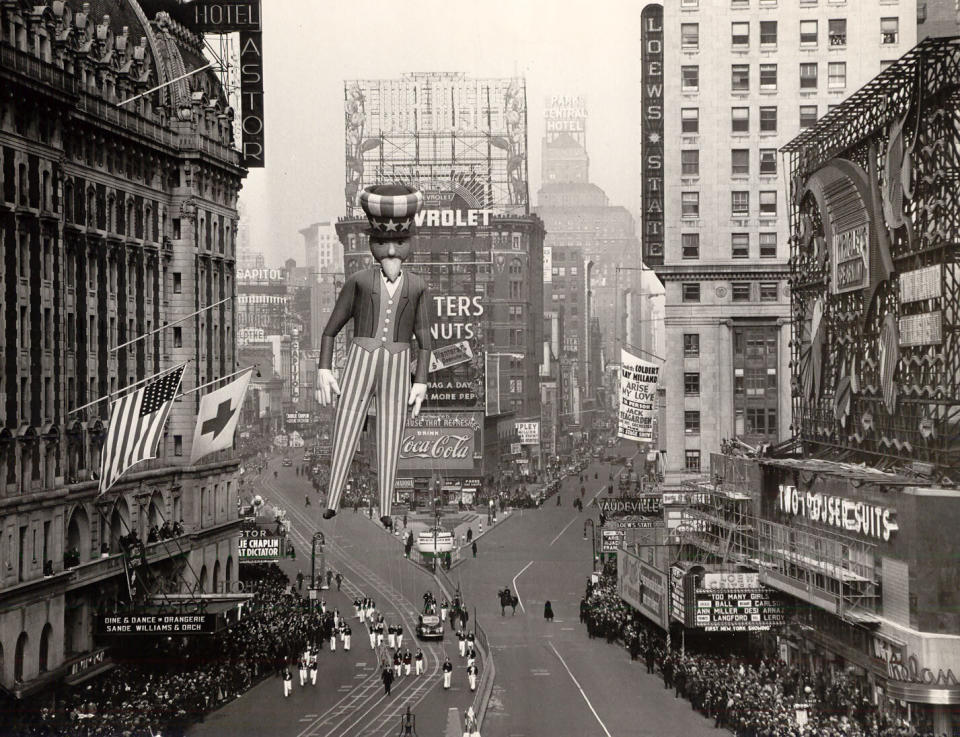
[67,362,191,417]
[176,365,257,400]
[110,296,233,353]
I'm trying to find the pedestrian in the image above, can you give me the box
[283,668,293,698]
[467,663,478,692]
[544,600,554,622]
[403,513,408,528]
[305,494,310,506]
[403,649,412,676]
[326,570,333,588]
[320,598,327,614]
[296,571,304,592]
[442,658,453,689]
[415,648,425,676]
[510,594,519,615]
[310,656,318,686]
[343,624,352,651]
[471,540,477,558]
[382,665,394,696]
[466,527,473,543]
[396,624,403,649]
[460,608,469,629]
[335,572,343,591]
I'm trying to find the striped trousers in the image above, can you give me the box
[325,339,410,518]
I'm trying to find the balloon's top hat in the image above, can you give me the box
[358,185,423,242]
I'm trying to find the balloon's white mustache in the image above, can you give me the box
[380,257,402,280]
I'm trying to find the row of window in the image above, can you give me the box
[681,232,777,260]
[681,149,777,177]
[683,408,778,436]
[680,191,778,219]
[682,104,833,135]
[682,0,877,8]
[681,62,849,93]
[681,282,780,303]
[681,18,897,50]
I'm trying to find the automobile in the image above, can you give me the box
[416,613,444,640]
[303,454,312,462]
[282,458,293,467]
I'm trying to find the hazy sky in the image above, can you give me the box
[240,0,647,267]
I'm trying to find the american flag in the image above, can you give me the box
[98,364,185,496]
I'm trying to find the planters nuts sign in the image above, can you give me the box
[397,412,483,471]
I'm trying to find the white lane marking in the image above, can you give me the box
[547,641,613,737]
[512,561,533,614]
[549,514,581,547]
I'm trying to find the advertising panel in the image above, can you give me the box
[397,411,483,471]
[641,3,664,264]
[543,246,552,284]
[601,528,625,552]
[618,349,660,442]
[693,588,787,632]
[239,528,282,563]
[619,548,668,629]
[670,566,686,623]
[702,572,760,590]
[290,337,300,402]
[544,95,587,139]
[516,421,540,445]
[96,614,219,635]
[286,412,310,425]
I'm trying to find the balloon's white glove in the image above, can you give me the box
[408,383,427,417]
[316,368,341,406]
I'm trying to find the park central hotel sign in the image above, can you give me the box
[641,4,664,265]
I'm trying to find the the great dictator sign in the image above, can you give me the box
[239,528,282,563]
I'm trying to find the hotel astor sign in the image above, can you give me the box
[641,3,664,265]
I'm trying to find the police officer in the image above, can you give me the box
[442,657,453,689]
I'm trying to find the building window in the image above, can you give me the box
[682,66,699,92]
[800,63,818,90]
[681,108,700,133]
[682,192,700,218]
[682,23,699,49]
[760,282,779,301]
[174,435,183,457]
[732,233,750,259]
[732,64,750,91]
[731,149,749,176]
[759,191,777,216]
[173,272,182,294]
[684,372,700,396]
[683,333,700,357]
[681,150,700,176]
[759,149,777,175]
[829,18,847,46]
[684,411,701,435]
[800,105,818,129]
[731,191,749,216]
[731,107,749,133]
[682,283,701,303]
[731,22,749,47]
[799,19,818,45]
[173,326,182,348]
[759,64,777,90]
[828,62,847,89]
[685,450,701,472]
[760,20,777,46]
[881,17,899,45]
[681,0,699,6]
[682,233,700,259]
[759,106,777,132]
[732,283,752,303]
[760,232,777,258]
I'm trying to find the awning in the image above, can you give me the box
[885,679,960,706]
[64,660,115,686]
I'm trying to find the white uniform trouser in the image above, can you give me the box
[467,656,475,668]
[441,607,447,621]
[369,633,377,649]
[330,635,337,651]
[284,679,292,697]
[469,673,477,691]
[388,633,396,648]
[299,668,306,686]
[443,671,452,689]
[344,635,351,650]
[416,659,424,675]
[459,640,466,657]
[354,606,360,619]
[404,663,411,676]
[311,669,318,686]
[376,633,383,647]
[396,634,403,649]
[394,663,401,677]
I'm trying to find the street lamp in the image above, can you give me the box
[583,518,598,564]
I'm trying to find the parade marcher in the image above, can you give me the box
[354,597,362,619]
[368,622,377,650]
[393,651,402,678]
[376,620,385,647]
[330,625,337,651]
[466,647,477,669]
[388,623,396,649]
[310,655,319,686]
[442,658,453,689]
[440,599,449,623]
[402,648,412,676]
[460,608,469,630]
[283,668,293,698]
[326,570,334,589]
[298,655,308,687]
[457,629,466,657]
[320,598,327,614]
[467,663,479,692]
[343,623,352,651]
[382,665,395,696]
[466,631,475,653]
[396,623,404,649]
[415,648,425,675]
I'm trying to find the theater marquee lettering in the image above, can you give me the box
[641,3,664,265]
[777,484,898,541]
[832,224,869,293]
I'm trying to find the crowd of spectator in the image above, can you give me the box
[5,564,342,737]
[579,565,940,737]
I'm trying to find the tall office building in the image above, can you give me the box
[655,0,916,475]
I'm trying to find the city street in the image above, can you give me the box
[190,447,722,737]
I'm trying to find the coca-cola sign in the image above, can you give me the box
[397,411,483,471]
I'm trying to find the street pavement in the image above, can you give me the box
[193,442,724,736]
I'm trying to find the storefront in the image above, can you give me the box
[393,477,414,505]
